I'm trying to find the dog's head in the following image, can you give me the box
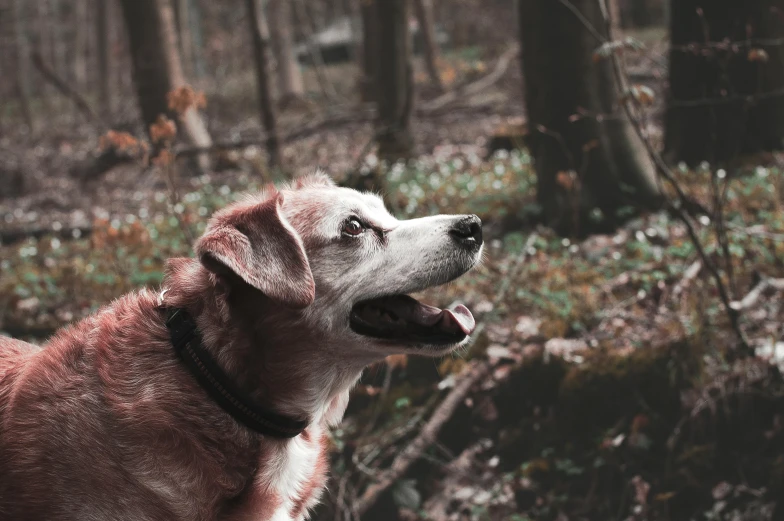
[195,173,482,358]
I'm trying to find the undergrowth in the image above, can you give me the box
[3,153,784,346]
[3,151,784,520]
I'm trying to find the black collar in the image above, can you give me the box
[163,307,308,439]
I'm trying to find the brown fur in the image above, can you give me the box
[0,173,480,520]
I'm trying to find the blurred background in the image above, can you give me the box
[2,0,784,519]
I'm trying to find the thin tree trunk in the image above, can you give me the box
[113,0,130,101]
[12,0,33,131]
[608,0,622,36]
[663,0,670,27]
[630,0,654,27]
[96,0,111,118]
[412,0,443,92]
[519,0,661,236]
[665,0,784,165]
[48,0,67,95]
[268,0,305,107]
[118,0,212,167]
[74,0,88,88]
[359,0,379,103]
[188,0,206,81]
[35,0,54,109]
[291,0,338,100]
[375,0,414,160]
[31,50,100,124]
[347,0,362,69]
[175,0,194,78]
[245,0,282,168]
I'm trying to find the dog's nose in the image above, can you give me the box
[449,215,483,249]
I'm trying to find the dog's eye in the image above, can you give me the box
[342,218,364,237]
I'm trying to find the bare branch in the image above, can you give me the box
[353,361,490,516]
[421,45,520,112]
[352,232,538,514]
[593,0,751,353]
[731,278,784,311]
[30,51,102,125]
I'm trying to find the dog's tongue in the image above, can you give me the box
[385,295,476,335]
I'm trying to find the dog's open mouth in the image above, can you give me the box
[349,295,476,345]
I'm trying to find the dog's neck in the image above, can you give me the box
[161,259,371,428]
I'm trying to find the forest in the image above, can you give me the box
[1,0,784,520]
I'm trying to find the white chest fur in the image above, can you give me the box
[226,392,351,521]
[230,424,328,521]
[267,425,326,521]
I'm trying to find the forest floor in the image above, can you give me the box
[2,33,784,521]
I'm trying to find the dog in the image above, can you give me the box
[0,173,482,521]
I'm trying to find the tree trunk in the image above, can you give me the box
[664,0,784,165]
[118,0,211,163]
[359,0,379,103]
[375,0,414,161]
[31,50,100,124]
[188,0,206,81]
[291,0,338,100]
[48,0,67,93]
[347,0,363,74]
[412,0,443,92]
[74,0,88,88]
[608,0,623,35]
[35,0,54,109]
[12,0,34,131]
[519,0,661,236]
[245,0,283,168]
[629,0,654,27]
[175,0,194,78]
[268,0,305,107]
[96,0,111,119]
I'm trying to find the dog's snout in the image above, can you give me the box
[449,215,483,249]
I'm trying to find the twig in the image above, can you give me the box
[175,110,374,158]
[601,262,658,293]
[711,171,736,295]
[353,361,490,516]
[658,259,703,328]
[350,130,382,175]
[557,0,605,43]
[492,233,539,314]
[175,99,500,159]
[668,87,784,108]
[726,224,784,242]
[359,364,393,438]
[672,260,703,298]
[30,51,102,125]
[730,278,784,311]
[159,158,195,244]
[352,395,438,482]
[353,394,438,478]
[421,45,520,112]
[595,0,750,353]
[421,440,490,520]
[291,0,339,100]
[334,474,349,521]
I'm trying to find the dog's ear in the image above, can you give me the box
[195,194,315,308]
